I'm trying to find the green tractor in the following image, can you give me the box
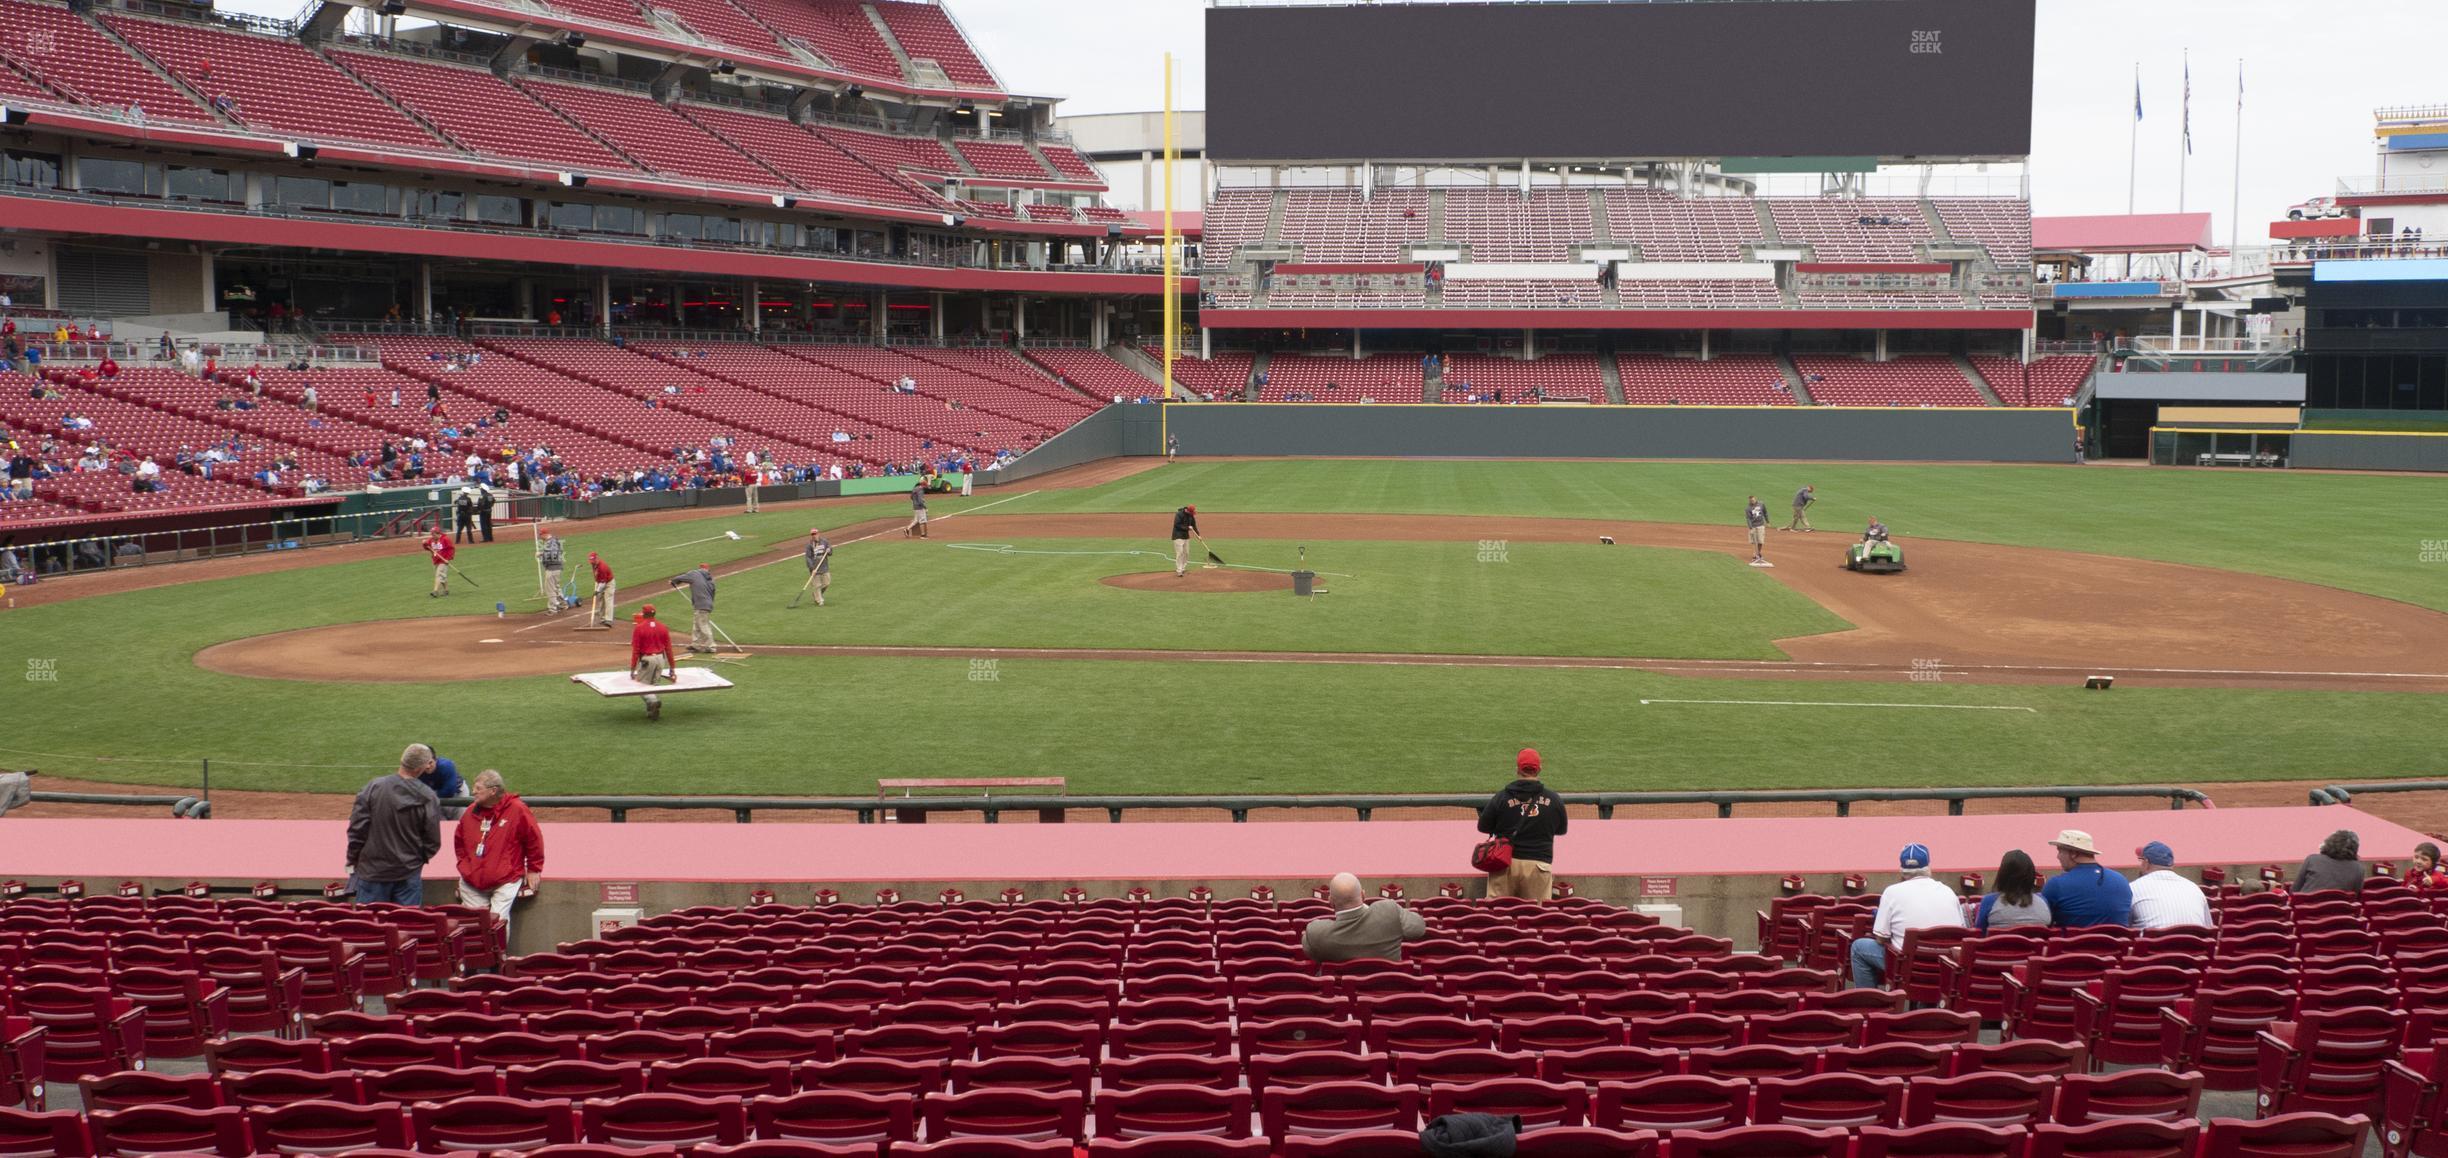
[1845,537,1906,573]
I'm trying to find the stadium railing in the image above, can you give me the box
[411,785,2214,823]
[26,785,2215,823]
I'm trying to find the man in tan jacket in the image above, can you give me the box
[1301,873,1428,963]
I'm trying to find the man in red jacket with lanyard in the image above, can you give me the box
[630,603,675,721]
[424,528,455,598]
[454,768,544,947]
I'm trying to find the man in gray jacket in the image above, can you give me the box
[347,744,443,905]
[1302,873,1428,963]
[670,563,717,654]
[536,530,566,613]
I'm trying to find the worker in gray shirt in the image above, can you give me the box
[803,528,832,607]
[1787,484,1816,532]
[346,745,443,905]
[1745,495,1771,565]
[536,531,567,613]
[670,563,717,653]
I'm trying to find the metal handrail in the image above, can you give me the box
[436,785,2215,824]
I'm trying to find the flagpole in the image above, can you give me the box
[2177,49,2190,215]
[2230,59,2244,258]
[2127,62,2140,279]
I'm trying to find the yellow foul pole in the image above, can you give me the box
[1161,51,1178,404]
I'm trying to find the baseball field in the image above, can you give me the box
[4,457,2444,802]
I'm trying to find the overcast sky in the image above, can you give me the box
[219,0,2444,243]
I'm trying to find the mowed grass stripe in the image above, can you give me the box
[1015,460,2448,611]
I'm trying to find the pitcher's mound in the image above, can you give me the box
[1102,570,1288,593]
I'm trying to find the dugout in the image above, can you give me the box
[2090,370,2305,460]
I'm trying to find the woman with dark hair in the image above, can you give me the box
[2408,842,2448,894]
[1976,849,2051,931]
[2296,829,2370,893]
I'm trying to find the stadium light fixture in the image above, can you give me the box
[560,173,588,188]
[772,194,796,209]
[376,0,405,13]
[283,142,319,160]
[713,60,737,75]
[562,31,585,47]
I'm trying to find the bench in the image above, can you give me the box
[878,777,1067,824]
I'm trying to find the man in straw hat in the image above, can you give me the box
[2041,828,2133,928]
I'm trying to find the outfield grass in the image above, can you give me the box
[2,459,2442,797]
[1005,459,2448,611]
[713,538,1849,659]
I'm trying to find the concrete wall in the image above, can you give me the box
[996,404,1141,483]
[1163,403,2077,462]
[2290,431,2448,472]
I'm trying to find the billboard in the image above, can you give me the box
[1207,0,2035,161]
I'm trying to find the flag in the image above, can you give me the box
[2182,54,2193,155]
[2236,61,2244,112]
[2133,66,2143,122]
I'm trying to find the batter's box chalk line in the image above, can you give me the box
[1638,698,2039,713]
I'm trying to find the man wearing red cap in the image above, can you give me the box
[1477,748,1568,901]
[424,527,455,598]
[630,603,675,721]
[586,551,616,627]
[1171,504,1200,578]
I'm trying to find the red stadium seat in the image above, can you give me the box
[2052,1069,2202,1125]
[580,1092,750,1149]
[1593,1076,1750,1133]
[921,1088,1085,1143]
[2026,1118,2200,1158]
[2198,1113,2371,1158]
[411,1096,580,1152]
[1260,1081,1421,1142]
[1901,1072,2058,1128]
[1663,1124,1851,1158]
[1094,1084,1253,1139]
[76,1071,220,1112]
[1855,1123,2027,1158]
[244,1099,414,1152]
[85,1105,251,1157]
[2255,1006,2405,1117]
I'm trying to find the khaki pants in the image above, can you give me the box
[744,483,760,513]
[542,567,564,612]
[1174,538,1189,575]
[591,580,616,626]
[456,879,520,941]
[432,561,449,594]
[635,653,670,713]
[813,571,830,605]
[1789,506,1812,531]
[691,608,714,651]
[1487,858,1555,901]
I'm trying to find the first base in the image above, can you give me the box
[571,667,736,697]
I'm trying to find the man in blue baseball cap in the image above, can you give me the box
[2126,841,2211,929]
[1849,842,1965,989]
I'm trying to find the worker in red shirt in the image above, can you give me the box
[425,528,455,597]
[630,603,675,721]
[587,551,616,627]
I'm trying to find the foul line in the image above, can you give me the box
[946,542,1356,579]
[510,490,1036,636]
[1638,698,2039,713]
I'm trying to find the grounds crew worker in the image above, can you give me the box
[587,551,615,627]
[1172,504,1200,578]
[671,563,717,653]
[1787,484,1816,532]
[905,481,929,538]
[425,528,455,598]
[805,528,832,607]
[1745,495,1770,565]
[1864,516,1890,546]
[537,531,566,613]
[630,604,675,721]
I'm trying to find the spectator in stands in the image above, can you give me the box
[2295,830,2370,893]
[2041,829,2133,927]
[2127,841,2211,928]
[454,768,544,943]
[0,768,33,818]
[1302,873,1428,963]
[97,355,118,380]
[1974,849,2050,930]
[1477,748,1567,901]
[346,744,444,905]
[2407,843,2448,894]
[302,384,317,411]
[1849,843,1964,987]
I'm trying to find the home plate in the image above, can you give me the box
[572,667,736,697]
